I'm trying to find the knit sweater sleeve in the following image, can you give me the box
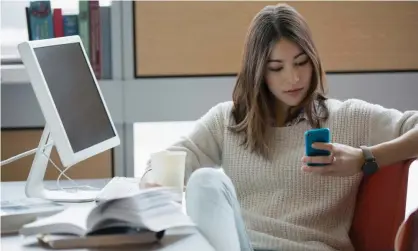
[143,102,228,182]
[368,102,418,146]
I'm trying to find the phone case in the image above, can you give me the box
[304,128,330,166]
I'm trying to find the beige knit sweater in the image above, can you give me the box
[153,98,418,251]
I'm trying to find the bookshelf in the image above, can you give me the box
[24,0,113,80]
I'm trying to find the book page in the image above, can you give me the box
[102,201,195,232]
[86,187,181,230]
[20,205,94,236]
[138,202,195,232]
[87,188,192,233]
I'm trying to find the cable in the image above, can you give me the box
[41,152,100,192]
[40,152,77,187]
[1,142,100,192]
[0,142,54,166]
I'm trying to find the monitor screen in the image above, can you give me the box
[33,43,116,153]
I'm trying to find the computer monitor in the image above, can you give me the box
[18,36,120,202]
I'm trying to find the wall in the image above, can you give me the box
[124,72,418,124]
[0,80,123,181]
[1,129,113,181]
[134,1,418,76]
[129,1,418,121]
[4,72,417,125]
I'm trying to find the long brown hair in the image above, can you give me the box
[229,3,329,159]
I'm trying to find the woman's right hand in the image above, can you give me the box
[139,181,162,189]
[139,169,161,189]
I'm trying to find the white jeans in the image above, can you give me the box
[185,168,274,251]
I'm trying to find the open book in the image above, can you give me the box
[19,187,195,249]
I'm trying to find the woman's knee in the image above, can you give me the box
[186,167,236,199]
[187,168,230,188]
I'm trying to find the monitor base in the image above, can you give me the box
[41,189,99,203]
[25,125,100,203]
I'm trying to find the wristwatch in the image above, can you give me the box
[359,146,379,175]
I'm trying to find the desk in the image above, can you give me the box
[1,180,215,251]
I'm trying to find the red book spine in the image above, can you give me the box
[53,9,64,37]
[89,1,101,79]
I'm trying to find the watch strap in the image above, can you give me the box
[360,145,375,161]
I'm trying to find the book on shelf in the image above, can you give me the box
[27,1,54,40]
[63,15,78,36]
[88,0,102,79]
[25,7,33,41]
[52,8,63,37]
[19,187,195,249]
[100,6,112,80]
[78,1,90,61]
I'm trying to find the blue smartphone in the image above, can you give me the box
[304,128,331,166]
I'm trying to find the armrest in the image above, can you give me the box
[349,159,414,251]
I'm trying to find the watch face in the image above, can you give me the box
[363,161,379,175]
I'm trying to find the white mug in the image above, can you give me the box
[150,150,187,192]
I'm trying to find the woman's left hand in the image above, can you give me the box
[301,142,364,177]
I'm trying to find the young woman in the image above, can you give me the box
[141,3,418,251]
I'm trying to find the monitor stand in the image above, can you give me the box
[25,125,100,202]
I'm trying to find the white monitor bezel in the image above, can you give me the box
[18,35,120,167]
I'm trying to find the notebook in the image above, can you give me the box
[19,187,195,249]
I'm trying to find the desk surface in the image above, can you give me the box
[1,179,215,251]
